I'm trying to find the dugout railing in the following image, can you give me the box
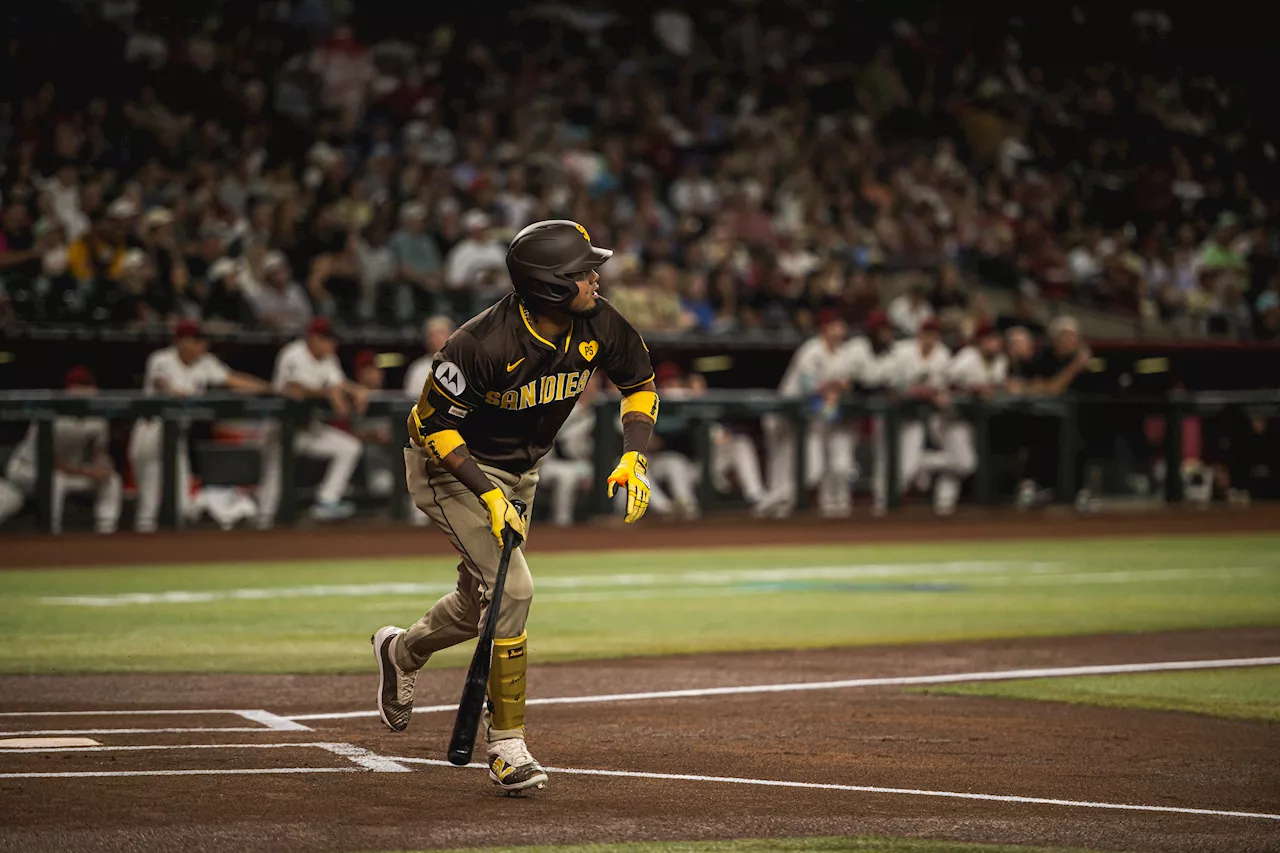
[1,389,1278,533]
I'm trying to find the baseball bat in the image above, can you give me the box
[447,498,526,766]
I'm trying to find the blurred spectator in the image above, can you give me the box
[887,284,935,336]
[203,259,254,327]
[443,210,506,312]
[0,2,1273,343]
[403,314,455,398]
[996,291,1047,339]
[356,222,396,324]
[67,198,134,286]
[390,202,444,320]
[251,251,313,332]
[307,228,363,324]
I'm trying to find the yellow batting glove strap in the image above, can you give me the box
[480,487,527,547]
[606,450,651,524]
[619,390,659,423]
[421,428,465,462]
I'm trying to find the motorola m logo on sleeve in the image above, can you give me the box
[435,361,467,397]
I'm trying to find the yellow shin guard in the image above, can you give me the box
[487,633,527,733]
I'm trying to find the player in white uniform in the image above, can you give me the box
[761,309,857,517]
[258,317,368,526]
[400,315,455,525]
[539,372,600,526]
[402,315,456,398]
[0,367,121,533]
[875,317,952,512]
[934,321,1007,514]
[129,321,270,532]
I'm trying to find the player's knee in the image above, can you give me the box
[339,432,362,458]
[494,596,531,639]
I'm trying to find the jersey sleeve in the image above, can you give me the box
[415,330,493,434]
[200,355,232,388]
[271,346,296,391]
[322,356,346,389]
[599,302,654,393]
[945,349,974,388]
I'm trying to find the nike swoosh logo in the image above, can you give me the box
[506,358,525,372]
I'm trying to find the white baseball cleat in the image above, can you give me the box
[487,736,548,794]
[371,626,416,732]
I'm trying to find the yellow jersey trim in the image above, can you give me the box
[615,373,655,392]
[519,302,574,352]
[431,378,469,409]
[519,303,555,348]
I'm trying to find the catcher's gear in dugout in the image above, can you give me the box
[506,220,613,312]
[607,450,651,523]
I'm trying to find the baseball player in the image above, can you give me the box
[538,372,601,526]
[933,321,1007,514]
[371,220,657,793]
[129,320,269,532]
[760,309,857,517]
[0,367,121,534]
[874,317,952,511]
[403,315,456,398]
[257,317,368,526]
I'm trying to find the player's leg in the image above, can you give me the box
[50,472,90,534]
[935,421,977,515]
[0,478,25,526]
[175,437,193,525]
[483,464,545,791]
[299,425,361,520]
[823,425,856,517]
[727,432,767,506]
[898,420,926,497]
[255,423,282,529]
[94,469,123,533]
[538,458,577,526]
[759,414,795,514]
[651,452,698,517]
[128,422,162,532]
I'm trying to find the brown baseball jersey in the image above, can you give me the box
[411,292,653,473]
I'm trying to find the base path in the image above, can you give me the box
[1,629,1278,853]
[3,504,1278,569]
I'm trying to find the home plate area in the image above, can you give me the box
[2,634,1279,853]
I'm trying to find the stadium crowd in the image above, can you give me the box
[0,2,1276,343]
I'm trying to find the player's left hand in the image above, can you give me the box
[607,451,651,523]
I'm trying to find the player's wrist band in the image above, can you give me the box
[421,428,466,462]
[619,390,659,423]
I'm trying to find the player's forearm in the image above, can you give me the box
[619,385,659,454]
[439,444,499,498]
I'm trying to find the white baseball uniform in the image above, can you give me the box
[873,338,952,510]
[128,347,232,532]
[932,346,1009,512]
[257,338,363,525]
[762,336,861,516]
[403,353,436,399]
[540,396,596,526]
[0,417,121,534]
[401,353,439,525]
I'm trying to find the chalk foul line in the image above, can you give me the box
[286,655,1280,721]
[388,756,1280,822]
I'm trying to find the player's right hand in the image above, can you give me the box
[480,487,526,547]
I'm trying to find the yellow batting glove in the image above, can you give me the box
[606,450,651,524]
[479,488,527,547]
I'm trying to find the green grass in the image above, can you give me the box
[362,837,1109,853]
[922,665,1280,721]
[0,534,1277,674]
